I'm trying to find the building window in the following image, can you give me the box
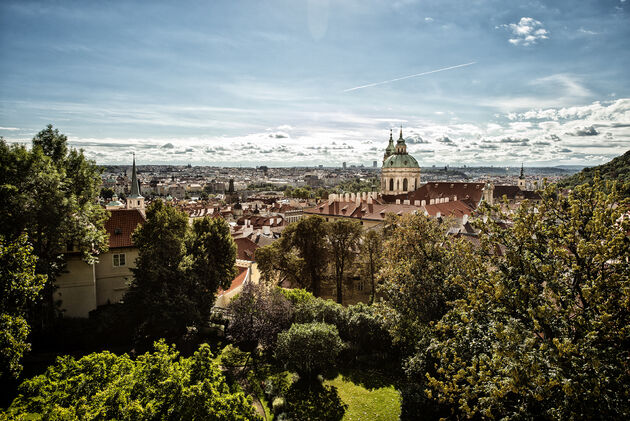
[113,253,126,267]
[357,279,364,291]
[403,178,408,191]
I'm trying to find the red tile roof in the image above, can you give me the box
[234,237,259,261]
[423,200,474,218]
[105,209,146,248]
[218,266,248,295]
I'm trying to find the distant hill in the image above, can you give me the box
[558,150,630,197]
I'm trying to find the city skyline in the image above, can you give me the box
[1,0,629,166]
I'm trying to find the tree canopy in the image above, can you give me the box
[0,234,47,379]
[125,201,237,344]
[421,180,630,419]
[3,341,259,420]
[558,149,630,197]
[0,127,108,330]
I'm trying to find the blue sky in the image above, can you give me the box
[1,0,629,166]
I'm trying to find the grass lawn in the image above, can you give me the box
[326,372,401,421]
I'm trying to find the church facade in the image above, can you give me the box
[380,128,421,195]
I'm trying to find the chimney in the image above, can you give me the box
[367,197,373,204]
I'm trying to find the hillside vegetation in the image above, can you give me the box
[559,149,630,196]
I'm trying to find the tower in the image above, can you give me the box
[380,127,421,195]
[126,153,145,213]
[383,129,395,162]
[518,163,526,190]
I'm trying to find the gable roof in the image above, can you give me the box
[105,209,146,248]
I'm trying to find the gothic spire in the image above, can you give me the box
[129,152,142,198]
[519,163,524,179]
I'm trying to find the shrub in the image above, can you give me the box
[294,298,348,337]
[345,303,393,353]
[275,322,345,379]
[277,287,314,306]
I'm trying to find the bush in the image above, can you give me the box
[345,303,393,353]
[275,322,345,379]
[277,287,314,306]
[294,298,348,337]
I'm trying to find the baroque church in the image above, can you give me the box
[381,127,421,195]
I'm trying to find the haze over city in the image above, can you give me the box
[1,0,629,166]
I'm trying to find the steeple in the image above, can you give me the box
[126,152,145,213]
[395,125,407,154]
[129,153,142,199]
[517,163,526,190]
[384,129,396,161]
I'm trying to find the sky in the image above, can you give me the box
[1,0,629,167]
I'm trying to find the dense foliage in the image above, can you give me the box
[125,201,236,344]
[0,127,108,327]
[326,219,362,304]
[423,180,630,419]
[228,281,293,353]
[0,234,47,379]
[257,215,329,296]
[379,213,467,354]
[3,341,259,420]
[275,322,345,379]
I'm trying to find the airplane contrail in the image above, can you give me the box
[342,61,477,92]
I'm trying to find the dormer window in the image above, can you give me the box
[114,228,122,235]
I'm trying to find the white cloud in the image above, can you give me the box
[500,17,549,46]
[0,127,21,131]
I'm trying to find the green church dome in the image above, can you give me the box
[383,153,419,168]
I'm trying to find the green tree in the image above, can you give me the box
[228,282,293,359]
[0,234,47,379]
[425,180,630,419]
[326,219,362,304]
[3,341,259,420]
[187,216,237,322]
[0,126,108,326]
[126,202,237,344]
[99,187,114,200]
[259,216,329,296]
[275,322,345,380]
[361,229,383,305]
[124,200,192,342]
[379,213,465,352]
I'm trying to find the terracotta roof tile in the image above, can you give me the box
[218,266,248,295]
[234,237,259,261]
[105,209,146,248]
